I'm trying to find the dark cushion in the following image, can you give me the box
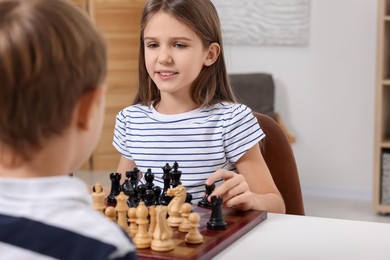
[229,73,275,118]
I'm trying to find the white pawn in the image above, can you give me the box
[185,212,203,244]
[91,182,106,213]
[127,207,138,238]
[133,201,151,249]
[105,206,116,221]
[178,203,192,232]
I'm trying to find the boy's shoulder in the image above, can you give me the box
[0,177,136,259]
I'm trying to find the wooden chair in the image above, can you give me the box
[253,111,305,215]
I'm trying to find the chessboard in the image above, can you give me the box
[90,167,268,260]
[136,206,267,260]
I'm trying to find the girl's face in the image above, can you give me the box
[143,11,211,102]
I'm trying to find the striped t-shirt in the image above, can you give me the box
[113,102,264,201]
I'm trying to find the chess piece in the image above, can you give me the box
[198,183,215,208]
[127,207,138,238]
[151,206,174,252]
[152,186,162,205]
[107,172,121,207]
[167,185,186,227]
[170,161,182,188]
[178,203,192,232]
[148,205,157,237]
[137,184,147,202]
[160,163,172,205]
[126,167,140,189]
[207,196,227,230]
[185,193,193,204]
[105,206,116,221]
[145,189,155,207]
[127,167,140,204]
[91,182,106,213]
[144,168,154,190]
[185,212,203,244]
[121,177,137,208]
[115,192,129,231]
[133,201,151,249]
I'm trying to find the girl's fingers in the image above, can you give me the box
[205,169,234,186]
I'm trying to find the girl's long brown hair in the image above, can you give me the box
[134,0,236,107]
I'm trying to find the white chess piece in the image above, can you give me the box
[151,206,174,252]
[185,212,203,244]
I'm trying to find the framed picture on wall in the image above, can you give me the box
[212,0,311,46]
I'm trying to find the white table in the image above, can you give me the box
[214,213,390,260]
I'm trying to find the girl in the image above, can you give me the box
[113,0,285,213]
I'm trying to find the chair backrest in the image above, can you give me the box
[254,111,305,215]
[230,73,275,118]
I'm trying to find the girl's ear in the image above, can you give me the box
[204,42,220,66]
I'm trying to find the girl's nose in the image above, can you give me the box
[157,51,173,65]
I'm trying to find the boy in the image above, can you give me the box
[0,0,136,259]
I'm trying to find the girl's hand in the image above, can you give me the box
[205,169,254,211]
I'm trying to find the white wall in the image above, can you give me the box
[224,0,378,200]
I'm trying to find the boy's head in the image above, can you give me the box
[0,0,106,163]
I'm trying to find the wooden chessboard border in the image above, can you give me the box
[137,206,267,260]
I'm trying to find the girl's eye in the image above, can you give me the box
[174,43,186,49]
[146,43,158,48]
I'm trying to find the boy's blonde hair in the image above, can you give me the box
[134,0,236,107]
[0,0,106,160]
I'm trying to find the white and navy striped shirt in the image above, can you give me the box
[0,176,136,260]
[113,102,264,201]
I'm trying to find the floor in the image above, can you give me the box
[303,195,390,223]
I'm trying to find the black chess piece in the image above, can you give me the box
[137,184,147,202]
[144,168,154,190]
[207,195,227,230]
[185,192,193,204]
[198,183,215,208]
[152,186,162,205]
[160,163,173,205]
[171,161,182,188]
[126,168,140,204]
[107,172,121,207]
[127,189,138,208]
[121,178,137,208]
[126,168,140,190]
[144,189,155,207]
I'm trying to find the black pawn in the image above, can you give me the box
[198,183,215,208]
[152,186,162,205]
[207,196,227,230]
[137,184,147,202]
[171,161,182,188]
[107,172,121,207]
[145,189,155,207]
